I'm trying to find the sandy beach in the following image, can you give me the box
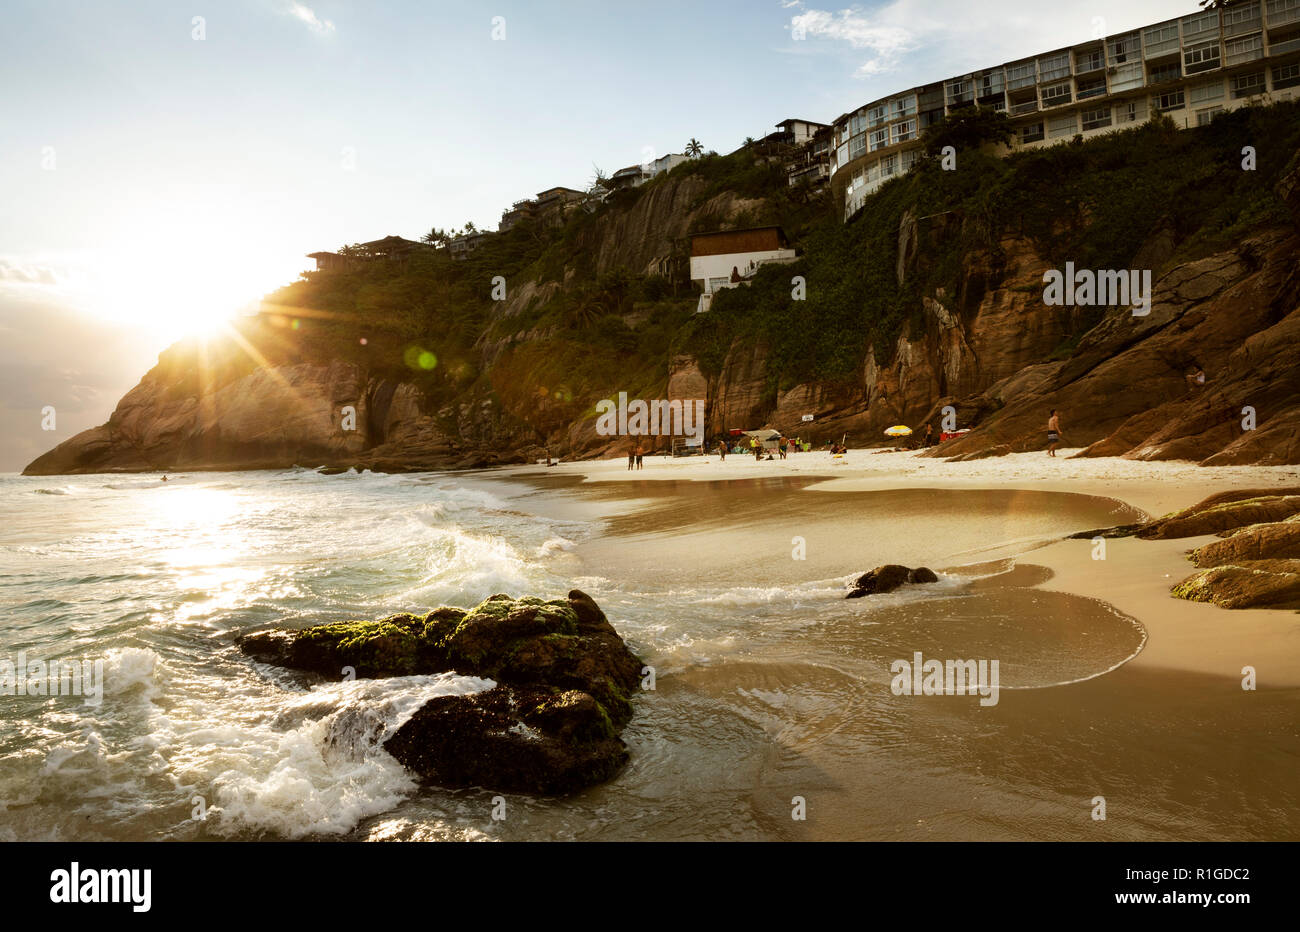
[504,448,1300,686]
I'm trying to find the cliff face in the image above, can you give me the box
[24,135,1300,475]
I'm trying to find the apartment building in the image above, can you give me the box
[830,0,1300,220]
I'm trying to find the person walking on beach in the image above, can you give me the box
[717,440,726,461]
[778,436,788,460]
[1046,410,1061,457]
[635,445,644,470]
[627,444,635,471]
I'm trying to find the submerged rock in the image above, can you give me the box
[846,564,939,598]
[238,590,643,794]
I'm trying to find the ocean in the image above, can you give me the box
[1,468,1295,840]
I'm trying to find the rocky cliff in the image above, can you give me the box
[24,112,1300,475]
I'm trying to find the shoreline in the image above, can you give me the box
[497,450,1300,687]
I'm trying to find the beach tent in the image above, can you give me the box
[743,428,782,451]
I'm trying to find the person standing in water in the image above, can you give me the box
[1046,410,1061,457]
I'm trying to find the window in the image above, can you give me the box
[1077,76,1107,99]
[881,154,899,177]
[1081,107,1112,130]
[1231,70,1266,97]
[869,128,889,151]
[1037,52,1071,82]
[1149,62,1181,84]
[1223,2,1261,34]
[867,104,888,126]
[977,71,1005,96]
[1076,48,1105,73]
[1041,82,1072,106]
[1109,33,1139,64]
[1189,80,1224,104]
[1019,121,1045,143]
[1225,34,1263,65]
[1274,62,1300,90]
[945,80,972,105]
[1142,22,1180,56]
[836,142,848,167]
[1120,100,1146,122]
[891,120,916,144]
[849,133,867,160]
[1048,113,1078,138]
[1152,88,1185,112]
[1196,107,1224,126]
[1109,61,1145,92]
[1179,10,1219,40]
[891,95,916,118]
[1007,60,1036,89]
[1184,41,1221,74]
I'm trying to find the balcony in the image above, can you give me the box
[1267,0,1300,28]
[1226,37,1265,65]
[1010,100,1039,115]
[1077,82,1108,100]
[1270,35,1300,54]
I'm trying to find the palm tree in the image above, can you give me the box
[686,138,704,158]
[421,227,450,247]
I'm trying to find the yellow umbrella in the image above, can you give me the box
[884,425,912,437]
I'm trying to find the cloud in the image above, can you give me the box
[787,0,1194,81]
[790,5,916,77]
[0,259,61,285]
[285,2,335,34]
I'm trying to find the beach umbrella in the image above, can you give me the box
[884,425,912,437]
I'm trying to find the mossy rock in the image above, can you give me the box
[383,684,629,795]
[1171,560,1300,609]
[237,590,645,795]
[1137,493,1300,540]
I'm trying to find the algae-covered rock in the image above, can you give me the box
[382,684,628,795]
[238,590,643,795]
[1136,493,1300,540]
[1172,560,1300,609]
[1190,521,1300,567]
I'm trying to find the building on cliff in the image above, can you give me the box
[307,235,433,271]
[448,230,492,259]
[689,226,799,313]
[831,0,1300,220]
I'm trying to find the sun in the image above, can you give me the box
[80,207,301,341]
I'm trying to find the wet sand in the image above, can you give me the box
[478,452,1300,840]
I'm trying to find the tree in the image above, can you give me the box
[686,138,704,158]
[422,227,451,247]
[921,105,1014,157]
[463,220,479,235]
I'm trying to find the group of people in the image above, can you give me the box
[626,445,644,470]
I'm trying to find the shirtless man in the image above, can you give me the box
[1046,410,1061,457]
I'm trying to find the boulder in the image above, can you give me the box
[1190,520,1300,567]
[1172,560,1300,609]
[238,590,643,794]
[1135,493,1300,540]
[382,684,628,796]
[846,564,939,598]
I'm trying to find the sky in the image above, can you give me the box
[0,0,1196,471]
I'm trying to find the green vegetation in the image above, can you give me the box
[228,101,1298,436]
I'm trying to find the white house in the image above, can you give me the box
[689,226,798,312]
